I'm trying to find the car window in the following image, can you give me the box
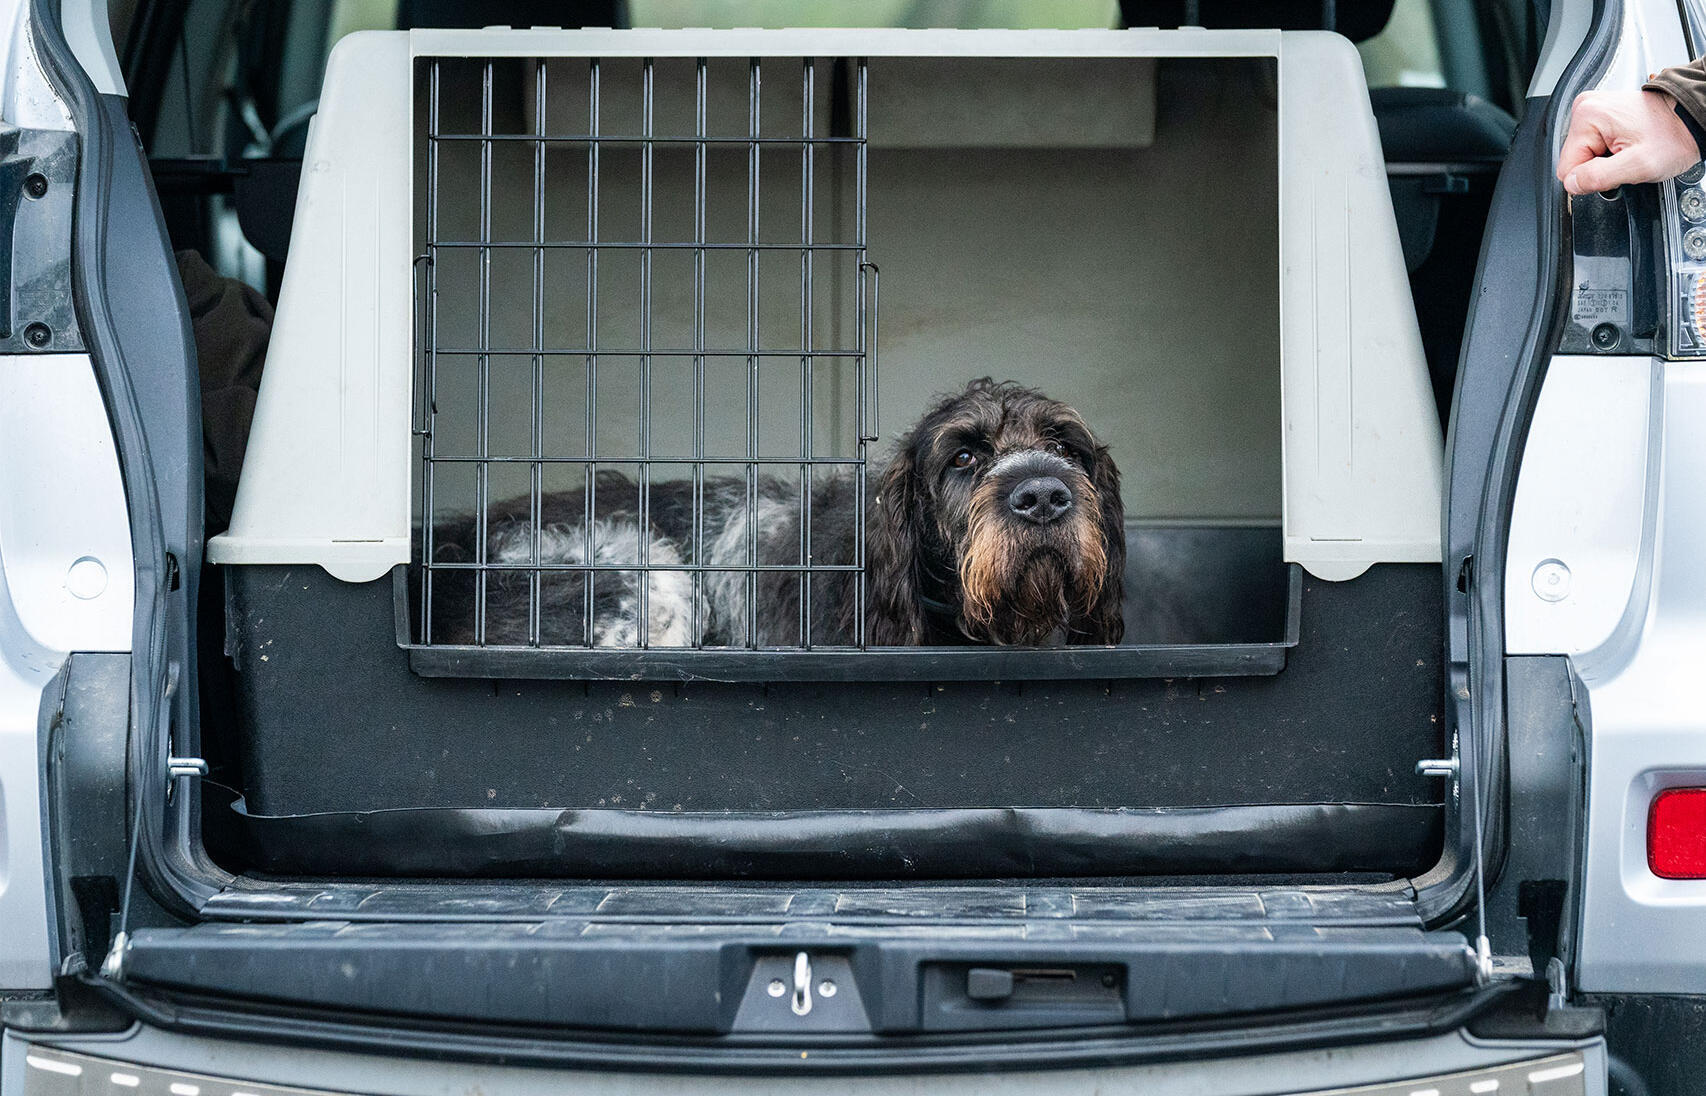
[624,0,1119,28]
[1357,0,1447,89]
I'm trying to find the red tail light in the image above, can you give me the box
[1648,788,1706,879]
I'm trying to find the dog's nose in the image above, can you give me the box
[1008,476,1073,524]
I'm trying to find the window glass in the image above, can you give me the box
[1357,0,1447,89]
[624,1,1119,29]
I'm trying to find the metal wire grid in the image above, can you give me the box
[414,55,875,651]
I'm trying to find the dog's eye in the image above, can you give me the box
[952,449,977,469]
[1045,440,1070,459]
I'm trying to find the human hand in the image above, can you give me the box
[1556,88,1702,195]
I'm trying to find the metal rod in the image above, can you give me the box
[427,454,865,466]
[529,58,548,647]
[854,58,867,648]
[428,561,864,574]
[691,56,708,648]
[432,240,865,251]
[430,133,861,145]
[746,57,762,649]
[638,57,654,648]
[473,59,494,645]
[799,57,814,647]
[420,59,442,644]
[433,346,866,357]
[584,57,600,646]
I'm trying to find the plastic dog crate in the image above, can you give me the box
[203,29,1447,878]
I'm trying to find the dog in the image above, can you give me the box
[425,378,1125,647]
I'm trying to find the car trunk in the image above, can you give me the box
[118,28,1487,1038]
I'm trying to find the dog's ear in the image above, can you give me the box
[1078,442,1126,645]
[863,440,929,645]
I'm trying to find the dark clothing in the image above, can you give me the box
[1648,59,1706,155]
[175,250,270,533]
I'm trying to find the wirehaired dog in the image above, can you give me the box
[426,378,1125,647]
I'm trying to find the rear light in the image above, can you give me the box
[1648,788,1706,878]
[1664,164,1706,356]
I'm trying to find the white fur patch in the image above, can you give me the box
[489,517,695,647]
[702,486,795,645]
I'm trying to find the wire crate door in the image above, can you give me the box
[413,55,877,659]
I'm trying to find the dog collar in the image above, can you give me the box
[917,594,959,618]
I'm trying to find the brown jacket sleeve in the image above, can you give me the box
[1647,58,1706,151]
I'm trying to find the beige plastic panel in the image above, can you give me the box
[207,28,1442,583]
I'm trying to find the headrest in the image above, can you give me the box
[1369,87,1517,162]
[1120,0,1397,41]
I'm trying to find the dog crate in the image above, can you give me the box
[208,27,1440,682]
[203,28,1448,878]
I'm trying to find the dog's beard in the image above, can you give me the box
[956,475,1108,645]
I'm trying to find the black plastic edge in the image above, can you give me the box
[30,0,224,919]
[404,641,1293,682]
[1415,0,1616,927]
[115,920,1476,1034]
[63,971,1527,1077]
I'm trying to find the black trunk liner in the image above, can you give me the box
[215,563,1445,878]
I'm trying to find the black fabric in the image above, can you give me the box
[222,795,1442,878]
[1676,101,1706,160]
[176,249,269,534]
[1369,87,1517,163]
[214,561,1444,878]
[1119,0,1396,40]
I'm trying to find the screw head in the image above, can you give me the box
[766,979,786,997]
[1532,558,1572,603]
[1590,322,1620,351]
[22,173,47,199]
[23,323,50,348]
[818,979,837,997]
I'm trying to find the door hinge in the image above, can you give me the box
[167,756,207,779]
[1416,756,1459,778]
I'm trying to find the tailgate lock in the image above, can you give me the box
[763,951,820,1015]
[788,950,814,1015]
[737,951,866,1032]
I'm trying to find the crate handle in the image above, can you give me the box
[411,253,434,437]
[860,260,879,443]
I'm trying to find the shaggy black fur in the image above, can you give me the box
[425,378,1125,647]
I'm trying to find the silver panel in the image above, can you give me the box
[1577,364,1706,991]
[4,1034,1600,1096]
[0,367,133,991]
[1504,356,1658,662]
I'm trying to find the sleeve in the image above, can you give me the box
[1647,58,1706,156]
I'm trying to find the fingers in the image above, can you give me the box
[1565,147,1653,195]
[1556,129,1607,185]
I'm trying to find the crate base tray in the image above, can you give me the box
[401,522,1303,682]
[404,637,1295,682]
